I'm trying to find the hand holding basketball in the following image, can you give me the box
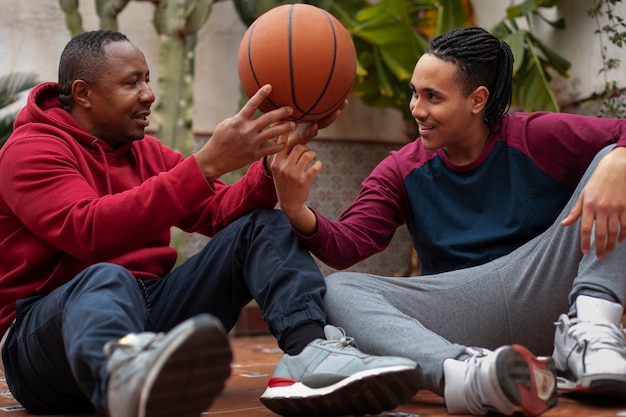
[195,85,295,182]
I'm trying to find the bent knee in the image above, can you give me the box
[324,272,364,308]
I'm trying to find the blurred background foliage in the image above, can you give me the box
[0,72,39,147]
[0,0,604,150]
[233,0,571,120]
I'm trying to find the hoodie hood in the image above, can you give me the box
[11,82,139,194]
[14,81,132,155]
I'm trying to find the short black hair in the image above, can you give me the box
[425,26,514,132]
[58,30,130,105]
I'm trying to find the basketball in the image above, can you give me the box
[237,4,357,122]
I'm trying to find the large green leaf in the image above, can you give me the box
[373,46,394,97]
[507,0,562,23]
[380,42,419,81]
[0,72,38,109]
[353,21,421,46]
[526,31,571,76]
[513,41,559,112]
[503,29,527,74]
[435,0,474,33]
[337,0,436,118]
[492,0,569,112]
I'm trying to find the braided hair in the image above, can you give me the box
[58,30,130,106]
[425,26,514,133]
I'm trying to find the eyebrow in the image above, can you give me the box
[125,69,149,78]
[409,83,440,95]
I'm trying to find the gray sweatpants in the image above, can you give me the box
[323,145,626,395]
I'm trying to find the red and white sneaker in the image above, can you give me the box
[444,345,557,416]
[260,325,420,417]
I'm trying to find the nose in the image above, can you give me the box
[409,96,425,120]
[140,83,156,103]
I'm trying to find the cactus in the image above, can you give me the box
[96,0,131,30]
[152,0,214,155]
[58,0,84,36]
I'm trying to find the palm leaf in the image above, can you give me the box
[0,72,39,148]
[0,72,39,109]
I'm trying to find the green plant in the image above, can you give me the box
[331,0,439,120]
[234,0,570,119]
[492,0,571,112]
[151,0,215,155]
[0,72,39,148]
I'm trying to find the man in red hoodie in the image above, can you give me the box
[0,30,420,417]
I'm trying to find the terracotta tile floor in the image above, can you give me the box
[2,334,626,417]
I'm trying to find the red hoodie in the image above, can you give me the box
[0,82,278,335]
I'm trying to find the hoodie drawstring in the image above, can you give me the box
[92,139,113,195]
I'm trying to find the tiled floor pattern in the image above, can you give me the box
[2,335,626,417]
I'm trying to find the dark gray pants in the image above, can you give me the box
[324,145,626,394]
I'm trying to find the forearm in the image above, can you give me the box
[283,204,318,236]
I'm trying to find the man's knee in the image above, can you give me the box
[71,263,138,292]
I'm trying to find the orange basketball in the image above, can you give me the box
[237,4,357,122]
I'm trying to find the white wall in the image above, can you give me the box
[1,0,624,142]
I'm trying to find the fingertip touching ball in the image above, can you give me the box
[237,3,357,122]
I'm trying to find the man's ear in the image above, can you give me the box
[470,86,489,114]
[71,80,92,109]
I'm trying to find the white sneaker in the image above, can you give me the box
[553,295,626,397]
[444,345,556,416]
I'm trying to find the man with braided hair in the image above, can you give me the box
[270,26,626,416]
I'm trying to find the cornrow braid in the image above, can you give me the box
[425,26,514,133]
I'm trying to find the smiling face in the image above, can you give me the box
[409,53,490,165]
[69,40,155,148]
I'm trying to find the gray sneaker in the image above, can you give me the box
[553,295,626,398]
[260,325,420,417]
[105,314,232,417]
[444,345,557,416]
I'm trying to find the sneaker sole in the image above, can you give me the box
[558,375,626,399]
[496,345,557,417]
[139,315,232,417]
[260,365,420,417]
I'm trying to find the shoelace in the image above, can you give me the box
[565,319,626,355]
[319,326,360,351]
[319,335,358,351]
